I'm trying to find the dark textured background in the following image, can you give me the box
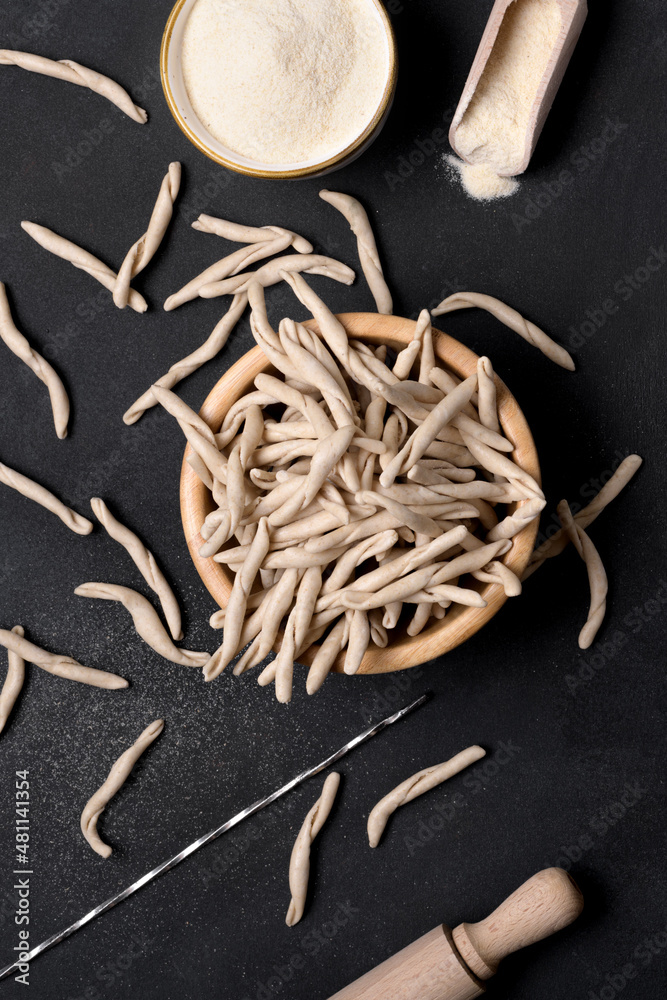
[0,1,665,997]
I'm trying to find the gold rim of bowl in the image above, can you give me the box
[160,0,398,179]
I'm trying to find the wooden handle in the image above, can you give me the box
[326,869,583,1000]
[452,868,584,980]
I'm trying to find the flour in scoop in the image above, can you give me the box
[181,0,389,165]
[451,0,562,201]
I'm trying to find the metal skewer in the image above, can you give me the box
[0,693,429,981]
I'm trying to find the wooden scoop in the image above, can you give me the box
[327,867,583,999]
[449,0,588,176]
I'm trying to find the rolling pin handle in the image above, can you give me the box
[452,867,584,980]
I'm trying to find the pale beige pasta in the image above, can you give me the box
[204,518,271,680]
[557,500,608,649]
[114,163,181,309]
[80,720,163,858]
[199,254,355,299]
[274,567,322,702]
[524,455,643,579]
[91,498,183,641]
[0,49,147,122]
[432,292,575,371]
[0,283,70,438]
[21,222,147,313]
[0,461,92,534]
[0,628,127,689]
[74,584,208,667]
[0,626,25,736]
[286,772,340,926]
[164,238,289,312]
[124,293,248,424]
[306,617,350,695]
[319,190,392,314]
[367,746,486,847]
[191,215,313,253]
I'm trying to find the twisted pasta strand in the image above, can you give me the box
[0,283,69,438]
[80,720,163,858]
[0,49,147,122]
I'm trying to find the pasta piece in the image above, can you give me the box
[286,772,340,926]
[91,498,183,641]
[458,431,543,499]
[150,385,216,445]
[74,584,208,667]
[269,427,356,527]
[0,49,147,123]
[274,567,322,702]
[557,500,608,649]
[204,518,271,680]
[319,190,392,314]
[306,617,350,694]
[164,237,290,311]
[199,255,355,298]
[21,222,147,313]
[486,497,546,541]
[524,455,643,579]
[417,310,435,383]
[123,293,247,424]
[0,627,25,736]
[343,610,370,675]
[0,628,127,689]
[379,375,478,487]
[476,356,499,433]
[472,560,522,597]
[0,461,92,534]
[239,569,300,678]
[114,163,181,308]
[0,283,69,438]
[191,215,313,253]
[354,491,442,538]
[367,746,486,847]
[432,292,574,371]
[80,720,163,858]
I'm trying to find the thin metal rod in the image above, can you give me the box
[0,693,429,981]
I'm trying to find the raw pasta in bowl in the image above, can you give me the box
[180,303,541,694]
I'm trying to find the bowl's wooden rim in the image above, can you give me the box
[180,313,541,674]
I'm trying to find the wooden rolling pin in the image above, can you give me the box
[327,868,583,999]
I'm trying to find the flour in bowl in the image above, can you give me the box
[181,0,390,165]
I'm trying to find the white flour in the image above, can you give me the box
[181,0,389,165]
[446,156,520,201]
[452,0,562,200]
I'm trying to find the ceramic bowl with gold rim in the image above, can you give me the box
[180,313,541,676]
[160,0,398,180]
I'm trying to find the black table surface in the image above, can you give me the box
[0,1,665,998]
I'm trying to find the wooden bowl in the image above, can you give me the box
[180,313,541,674]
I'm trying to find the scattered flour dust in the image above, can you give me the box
[449,0,562,201]
[181,0,389,165]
